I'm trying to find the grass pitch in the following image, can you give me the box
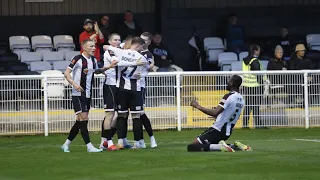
[0,128,320,180]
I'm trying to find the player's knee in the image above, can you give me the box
[187,144,195,152]
[79,112,89,121]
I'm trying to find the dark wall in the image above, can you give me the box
[0,13,155,49]
[162,5,320,70]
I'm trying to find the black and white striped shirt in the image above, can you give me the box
[68,53,98,98]
[107,46,148,91]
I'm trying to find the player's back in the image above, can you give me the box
[213,91,244,135]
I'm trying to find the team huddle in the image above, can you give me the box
[60,32,252,153]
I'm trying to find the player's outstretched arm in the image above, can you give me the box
[94,60,118,74]
[190,100,224,118]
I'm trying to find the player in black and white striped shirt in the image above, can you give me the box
[138,32,158,148]
[61,39,118,153]
[103,37,149,149]
[100,34,146,150]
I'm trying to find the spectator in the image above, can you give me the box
[149,33,175,72]
[118,10,143,40]
[287,44,315,106]
[278,27,294,60]
[226,14,246,54]
[242,44,265,128]
[98,15,114,45]
[268,45,287,71]
[79,19,104,67]
[267,45,287,107]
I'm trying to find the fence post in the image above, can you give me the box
[303,72,310,129]
[43,76,49,136]
[176,73,182,131]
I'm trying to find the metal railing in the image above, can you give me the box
[1,70,320,136]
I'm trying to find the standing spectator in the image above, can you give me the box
[118,10,143,40]
[242,44,265,128]
[267,45,287,90]
[287,44,315,105]
[278,27,294,60]
[79,19,104,67]
[149,33,175,72]
[98,15,114,45]
[226,14,246,54]
[267,45,287,109]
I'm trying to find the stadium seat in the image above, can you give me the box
[65,51,80,61]
[53,35,75,51]
[239,51,249,61]
[20,52,42,65]
[204,37,224,50]
[218,52,238,66]
[53,61,69,73]
[0,52,19,63]
[41,70,65,99]
[9,36,31,52]
[30,61,52,73]
[207,48,224,63]
[31,35,53,52]
[231,61,242,71]
[306,34,320,48]
[42,51,64,64]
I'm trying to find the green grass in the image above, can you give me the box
[0,128,320,180]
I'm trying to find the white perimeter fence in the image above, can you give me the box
[1,70,320,136]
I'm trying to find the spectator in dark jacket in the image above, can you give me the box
[267,45,287,98]
[98,15,115,45]
[268,45,287,71]
[149,33,175,72]
[118,10,143,40]
[287,44,315,105]
[226,14,246,54]
[278,27,294,59]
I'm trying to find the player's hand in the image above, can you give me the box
[103,45,109,51]
[190,100,199,108]
[134,73,141,79]
[161,55,167,60]
[73,84,84,92]
[136,58,147,66]
[109,60,119,68]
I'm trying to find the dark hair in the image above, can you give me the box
[141,32,153,41]
[131,37,145,45]
[81,39,93,46]
[153,32,162,37]
[231,75,242,88]
[249,44,260,56]
[125,10,133,14]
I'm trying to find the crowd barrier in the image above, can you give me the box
[1,70,320,136]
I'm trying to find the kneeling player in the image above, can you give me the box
[187,75,252,152]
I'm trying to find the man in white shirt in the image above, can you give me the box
[187,75,252,152]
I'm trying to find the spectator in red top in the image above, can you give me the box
[79,19,104,67]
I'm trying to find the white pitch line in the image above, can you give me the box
[292,139,320,143]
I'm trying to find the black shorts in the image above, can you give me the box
[197,127,230,144]
[71,96,91,115]
[117,88,143,113]
[141,87,146,106]
[103,84,118,111]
